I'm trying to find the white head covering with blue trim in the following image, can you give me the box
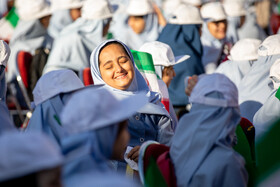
[171,73,247,187]
[215,38,261,86]
[90,39,162,103]
[238,34,280,122]
[0,131,63,182]
[0,40,15,133]
[43,0,116,74]
[60,87,144,186]
[33,69,84,106]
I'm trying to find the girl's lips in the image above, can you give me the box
[115,73,128,79]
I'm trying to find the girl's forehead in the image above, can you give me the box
[100,43,127,55]
[99,43,131,60]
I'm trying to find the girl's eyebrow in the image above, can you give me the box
[103,60,113,67]
[118,56,128,61]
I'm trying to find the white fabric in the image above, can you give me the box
[7,19,52,82]
[189,73,239,107]
[238,35,280,121]
[15,0,52,21]
[182,0,202,6]
[168,4,203,25]
[200,2,227,21]
[215,60,253,87]
[253,89,280,140]
[138,41,190,67]
[81,0,116,20]
[126,0,153,16]
[47,9,73,38]
[0,131,63,181]
[0,0,7,17]
[270,59,280,90]
[0,40,10,67]
[237,8,267,41]
[223,1,246,17]
[162,0,181,19]
[258,34,280,56]
[229,38,261,61]
[171,90,247,187]
[51,0,84,11]
[61,87,148,134]
[33,69,84,106]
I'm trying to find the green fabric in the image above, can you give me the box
[275,87,280,101]
[131,50,156,74]
[256,118,280,185]
[144,157,168,187]
[53,115,61,126]
[106,32,113,39]
[5,7,19,28]
[234,125,256,187]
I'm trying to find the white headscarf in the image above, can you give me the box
[32,69,84,106]
[0,131,63,182]
[60,87,144,186]
[7,19,52,82]
[90,39,161,103]
[253,89,280,140]
[0,40,15,133]
[111,0,160,50]
[238,34,280,122]
[200,2,228,74]
[171,73,247,187]
[43,0,115,74]
[215,38,261,86]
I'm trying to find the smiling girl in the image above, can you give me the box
[90,39,174,171]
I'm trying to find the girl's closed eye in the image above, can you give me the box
[119,57,128,64]
[103,62,113,69]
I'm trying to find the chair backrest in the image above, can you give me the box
[17,51,32,88]
[81,67,94,86]
[270,13,280,35]
[240,117,255,154]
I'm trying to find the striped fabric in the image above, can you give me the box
[0,7,19,41]
[131,50,170,112]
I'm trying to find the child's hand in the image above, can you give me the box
[127,146,140,163]
[185,75,198,96]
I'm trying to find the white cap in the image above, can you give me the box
[127,0,153,16]
[81,0,116,20]
[200,2,227,21]
[229,38,261,61]
[51,0,85,11]
[162,0,181,17]
[61,87,149,134]
[258,34,280,56]
[0,40,10,67]
[33,69,84,106]
[16,0,52,21]
[189,73,238,107]
[182,0,202,6]
[168,3,203,25]
[270,59,280,90]
[223,1,246,17]
[139,41,190,67]
[0,132,63,181]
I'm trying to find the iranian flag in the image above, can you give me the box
[0,7,19,42]
[131,50,170,112]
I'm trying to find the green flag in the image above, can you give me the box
[144,157,168,187]
[256,118,280,186]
